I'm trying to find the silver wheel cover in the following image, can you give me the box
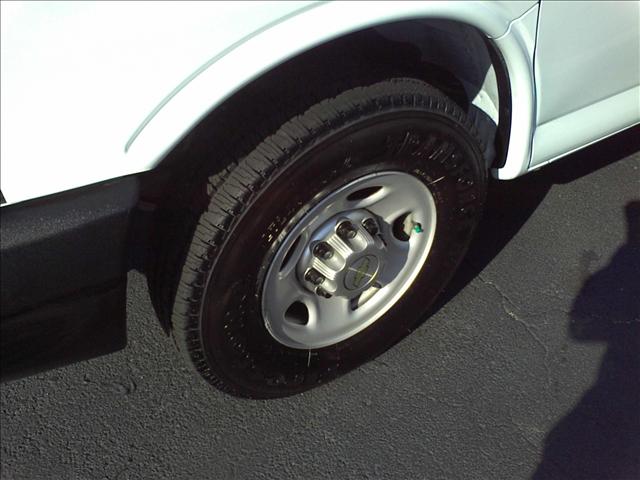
[261,171,437,349]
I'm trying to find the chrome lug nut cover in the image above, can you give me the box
[299,211,385,299]
[312,242,334,260]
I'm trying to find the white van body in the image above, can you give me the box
[1,1,638,205]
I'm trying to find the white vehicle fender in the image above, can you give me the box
[128,1,539,181]
[0,1,538,205]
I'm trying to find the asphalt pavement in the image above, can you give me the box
[1,127,639,480]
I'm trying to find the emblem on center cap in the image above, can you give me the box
[344,255,379,291]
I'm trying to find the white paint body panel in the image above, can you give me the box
[1,0,536,205]
[530,1,640,168]
[0,1,315,204]
[5,1,638,204]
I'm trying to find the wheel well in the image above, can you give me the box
[139,19,511,331]
[142,19,509,204]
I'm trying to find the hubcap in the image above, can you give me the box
[261,172,437,349]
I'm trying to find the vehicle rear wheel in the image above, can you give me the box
[170,78,487,398]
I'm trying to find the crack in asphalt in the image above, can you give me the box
[477,273,553,389]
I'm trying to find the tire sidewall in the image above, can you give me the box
[201,110,485,397]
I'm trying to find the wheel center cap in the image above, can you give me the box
[344,255,380,291]
[296,209,387,299]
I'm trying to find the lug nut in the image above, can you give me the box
[337,221,357,240]
[304,268,325,286]
[313,242,334,260]
[362,218,378,236]
[316,286,332,299]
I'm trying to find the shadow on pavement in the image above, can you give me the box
[531,201,640,480]
[431,125,640,479]
[424,125,639,477]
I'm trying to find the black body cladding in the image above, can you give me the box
[0,178,138,381]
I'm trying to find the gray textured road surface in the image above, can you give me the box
[2,128,639,480]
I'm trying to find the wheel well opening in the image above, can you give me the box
[140,19,511,333]
[147,19,509,200]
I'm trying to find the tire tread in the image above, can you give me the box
[168,78,486,396]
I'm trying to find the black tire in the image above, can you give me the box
[169,78,487,398]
